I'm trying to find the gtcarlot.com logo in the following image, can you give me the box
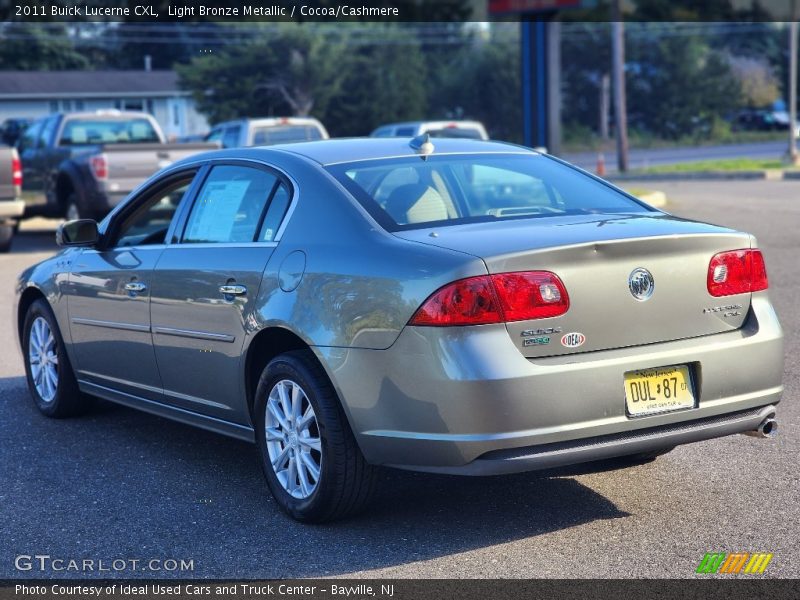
[696,552,773,574]
[15,555,194,573]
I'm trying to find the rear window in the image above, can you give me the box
[426,128,484,139]
[59,118,160,145]
[252,125,323,146]
[327,154,653,231]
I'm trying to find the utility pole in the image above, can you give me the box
[611,1,629,172]
[600,73,610,141]
[790,18,798,164]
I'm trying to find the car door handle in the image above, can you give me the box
[124,282,147,293]
[219,284,247,296]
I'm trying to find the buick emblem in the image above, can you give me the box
[628,268,655,301]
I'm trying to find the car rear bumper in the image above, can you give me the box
[316,293,783,474]
[0,199,25,219]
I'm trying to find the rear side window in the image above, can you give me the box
[182,165,290,243]
[394,127,416,136]
[59,118,160,145]
[327,154,652,231]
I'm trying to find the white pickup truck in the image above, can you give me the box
[0,145,24,252]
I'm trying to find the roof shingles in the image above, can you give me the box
[0,70,183,96]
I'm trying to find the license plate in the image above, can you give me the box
[624,365,695,417]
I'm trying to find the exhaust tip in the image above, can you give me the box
[760,418,778,438]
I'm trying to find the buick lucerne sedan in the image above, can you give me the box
[15,138,783,522]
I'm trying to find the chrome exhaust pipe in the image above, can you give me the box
[742,418,778,439]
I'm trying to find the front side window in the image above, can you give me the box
[59,118,160,145]
[327,154,653,231]
[183,165,282,244]
[114,176,195,247]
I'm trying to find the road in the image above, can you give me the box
[1,185,797,579]
[561,140,789,172]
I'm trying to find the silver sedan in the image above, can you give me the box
[14,137,783,522]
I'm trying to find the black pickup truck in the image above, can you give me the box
[18,110,215,220]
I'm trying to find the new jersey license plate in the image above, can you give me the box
[624,365,695,417]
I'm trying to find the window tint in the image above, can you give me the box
[183,165,278,243]
[60,118,160,145]
[327,154,652,231]
[426,127,483,139]
[259,184,291,241]
[222,126,241,148]
[115,177,194,247]
[395,127,415,136]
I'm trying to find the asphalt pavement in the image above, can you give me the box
[1,184,798,579]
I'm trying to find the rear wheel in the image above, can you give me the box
[22,299,91,418]
[0,224,13,253]
[254,350,376,522]
[64,193,81,221]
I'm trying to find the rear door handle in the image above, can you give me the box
[219,284,247,296]
[124,282,147,293]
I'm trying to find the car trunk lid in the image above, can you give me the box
[395,213,753,357]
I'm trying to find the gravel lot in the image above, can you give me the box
[1,181,797,579]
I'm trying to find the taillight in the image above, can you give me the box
[707,249,768,297]
[11,154,22,187]
[89,154,108,180]
[409,271,570,327]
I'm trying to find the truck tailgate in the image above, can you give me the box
[102,143,216,193]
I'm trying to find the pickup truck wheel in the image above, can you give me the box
[22,299,91,418]
[64,195,81,221]
[254,350,376,523]
[0,224,13,253]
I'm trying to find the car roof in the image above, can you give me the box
[265,137,534,166]
[167,138,537,171]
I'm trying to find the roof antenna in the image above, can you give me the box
[409,133,434,160]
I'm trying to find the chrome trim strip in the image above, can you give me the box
[153,326,235,343]
[71,317,150,333]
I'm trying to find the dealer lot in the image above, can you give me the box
[1,180,797,578]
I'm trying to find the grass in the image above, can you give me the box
[634,158,792,174]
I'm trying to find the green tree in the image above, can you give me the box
[325,27,428,136]
[176,26,347,124]
[0,23,91,70]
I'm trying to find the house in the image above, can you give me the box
[0,70,209,139]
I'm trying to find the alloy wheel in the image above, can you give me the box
[28,317,59,403]
[264,379,322,499]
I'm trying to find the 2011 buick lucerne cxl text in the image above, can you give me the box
[15,137,783,522]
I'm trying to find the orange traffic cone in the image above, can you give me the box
[596,153,606,177]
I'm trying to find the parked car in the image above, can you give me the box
[0,145,24,252]
[732,108,800,137]
[16,138,782,522]
[17,110,217,220]
[206,117,329,148]
[370,120,489,140]
[1,117,33,147]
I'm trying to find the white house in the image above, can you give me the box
[0,70,209,139]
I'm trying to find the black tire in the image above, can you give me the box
[254,350,376,523]
[22,299,91,418]
[64,193,82,221]
[0,224,12,253]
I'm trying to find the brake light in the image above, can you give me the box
[89,154,108,180]
[707,249,768,297]
[409,271,570,327]
[11,154,22,187]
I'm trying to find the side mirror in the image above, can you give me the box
[56,219,99,247]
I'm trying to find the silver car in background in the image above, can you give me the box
[15,138,783,522]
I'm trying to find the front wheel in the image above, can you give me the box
[254,350,376,523]
[22,299,91,417]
